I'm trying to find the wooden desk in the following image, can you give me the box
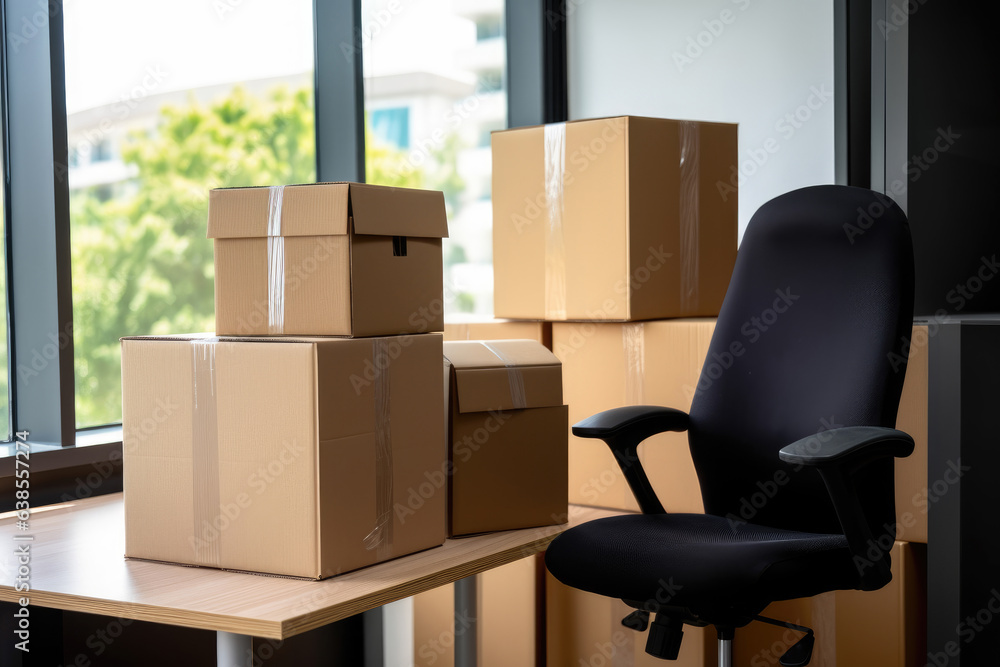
[0,494,619,642]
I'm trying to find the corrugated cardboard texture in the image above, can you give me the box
[122,333,446,579]
[209,182,448,337]
[546,572,714,666]
[444,340,568,536]
[444,320,552,350]
[554,320,714,514]
[553,320,930,543]
[492,116,737,321]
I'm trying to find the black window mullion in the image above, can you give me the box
[314,0,366,183]
[3,0,75,447]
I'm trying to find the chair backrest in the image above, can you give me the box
[687,185,914,535]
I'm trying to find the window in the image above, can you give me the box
[0,157,9,441]
[63,0,316,428]
[476,15,502,42]
[362,0,506,318]
[370,107,411,149]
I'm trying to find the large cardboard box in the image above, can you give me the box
[413,556,542,667]
[444,319,552,350]
[553,320,930,543]
[415,321,552,666]
[492,116,737,321]
[208,182,449,336]
[122,333,446,579]
[443,340,568,536]
[554,320,714,514]
[734,541,926,667]
[546,572,715,667]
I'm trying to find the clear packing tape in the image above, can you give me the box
[623,323,646,406]
[191,339,221,567]
[544,123,568,320]
[364,338,394,559]
[678,121,701,315]
[267,185,286,335]
[482,342,528,410]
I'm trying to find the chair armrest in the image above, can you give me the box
[778,426,914,466]
[572,406,690,515]
[779,426,914,589]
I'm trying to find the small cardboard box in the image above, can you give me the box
[443,340,568,536]
[492,116,737,321]
[553,320,930,543]
[121,332,446,579]
[444,319,552,350]
[208,182,449,336]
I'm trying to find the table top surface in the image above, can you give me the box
[0,494,621,639]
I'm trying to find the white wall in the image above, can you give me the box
[568,0,835,241]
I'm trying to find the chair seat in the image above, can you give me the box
[546,513,860,614]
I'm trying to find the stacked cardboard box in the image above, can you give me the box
[122,182,451,579]
[413,323,557,666]
[491,116,929,664]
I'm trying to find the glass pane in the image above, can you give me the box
[362,0,506,318]
[0,147,9,440]
[64,0,316,427]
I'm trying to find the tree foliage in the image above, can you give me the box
[71,85,430,426]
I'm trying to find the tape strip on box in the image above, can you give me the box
[266,185,286,334]
[191,339,221,567]
[678,122,701,314]
[482,342,527,409]
[364,338,394,559]
[623,323,646,406]
[544,123,568,320]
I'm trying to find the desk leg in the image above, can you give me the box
[0,602,63,667]
[217,631,252,666]
[455,575,478,667]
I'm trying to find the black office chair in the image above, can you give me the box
[545,185,915,666]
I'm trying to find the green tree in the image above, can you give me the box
[72,85,424,426]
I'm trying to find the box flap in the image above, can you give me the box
[348,183,449,238]
[207,183,350,238]
[443,340,562,413]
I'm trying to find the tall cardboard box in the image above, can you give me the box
[415,322,553,666]
[444,319,552,350]
[492,116,737,321]
[208,182,449,336]
[122,333,446,579]
[443,340,568,536]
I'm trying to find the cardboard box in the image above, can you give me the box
[492,116,737,321]
[553,320,930,543]
[208,182,449,336]
[734,541,926,667]
[413,556,542,667]
[122,332,446,579]
[554,320,714,514]
[444,319,552,350]
[443,340,568,536]
[546,571,715,666]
